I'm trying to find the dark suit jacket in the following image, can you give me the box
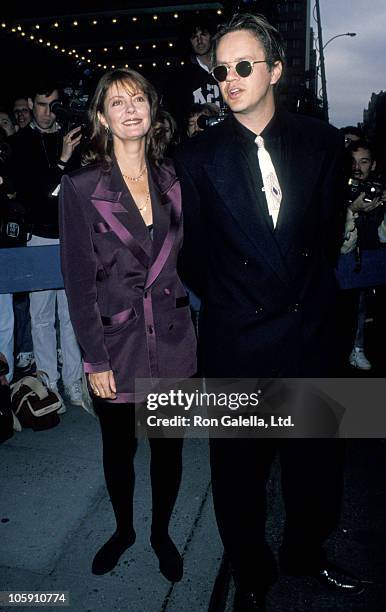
[175,111,344,378]
[59,159,196,402]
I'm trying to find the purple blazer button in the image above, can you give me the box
[164,288,171,295]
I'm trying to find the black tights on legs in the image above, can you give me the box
[94,401,137,537]
[94,400,183,538]
[149,437,183,538]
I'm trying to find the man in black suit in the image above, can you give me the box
[175,12,363,611]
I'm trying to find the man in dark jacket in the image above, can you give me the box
[10,80,84,410]
[175,12,362,611]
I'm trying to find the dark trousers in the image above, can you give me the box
[209,438,344,589]
[94,400,183,538]
[337,289,361,366]
[338,286,386,370]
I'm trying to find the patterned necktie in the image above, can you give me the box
[255,135,282,228]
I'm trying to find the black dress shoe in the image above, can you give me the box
[233,589,266,612]
[313,563,364,594]
[281,560,364,594]
[150,534,183,582]
[92,530,136,575]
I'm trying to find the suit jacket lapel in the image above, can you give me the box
[91,164,151,269]
[275,113,324,255]
[206,133,291,287]
[146,162,182,289]
[148,162,170,262]
[91,160,182,288]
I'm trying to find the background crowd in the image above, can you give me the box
[0,13,385,405]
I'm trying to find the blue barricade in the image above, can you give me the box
[2,245,386,295]
[0,245,64,293]
[335,249,386,290]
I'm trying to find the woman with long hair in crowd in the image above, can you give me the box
[59,68,196,580]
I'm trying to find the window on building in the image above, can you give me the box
[292,20,303,31]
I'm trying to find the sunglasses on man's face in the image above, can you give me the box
[211,59,267,83]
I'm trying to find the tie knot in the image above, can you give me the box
[255,135,264,149]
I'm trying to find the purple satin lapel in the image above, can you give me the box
[91,199,150,269]
[90,166,181,285]
[145,179,182,289]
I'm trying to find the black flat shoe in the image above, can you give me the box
[151,534,183,582]
[92,530,136,575]
[233,588,266,612]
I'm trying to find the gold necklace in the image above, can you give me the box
[137,190,150,212]
[122,166,147,182]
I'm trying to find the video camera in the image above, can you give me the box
[196,107,229,130]
[347,178,384,204]
[49,80,91,133]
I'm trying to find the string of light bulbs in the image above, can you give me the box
[1,7,223,72]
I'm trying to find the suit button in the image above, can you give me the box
[244,259,249,266]
[148,325,154,334]
[292,303,300,312]
[169,324,174,330]
[164,288,171,295]
[255,306,263,315]
[301,250,310,258]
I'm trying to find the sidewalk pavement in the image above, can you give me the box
[0,402,223,612]
[1,399,385,612]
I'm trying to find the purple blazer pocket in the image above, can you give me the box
[101,306,137,334]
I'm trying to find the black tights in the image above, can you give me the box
[94,400,183,538]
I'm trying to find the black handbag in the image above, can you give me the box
[10,374,61,431]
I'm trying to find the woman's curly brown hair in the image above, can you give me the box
[83,68,167,168]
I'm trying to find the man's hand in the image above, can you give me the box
[88,370,117,400]
[60,126,82,164]
[349,192,383,214]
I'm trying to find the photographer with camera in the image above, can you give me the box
[9,80,85,409]
[340,139,386,370]
[186,102,220,138]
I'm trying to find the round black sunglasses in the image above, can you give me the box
[211,59,267,83]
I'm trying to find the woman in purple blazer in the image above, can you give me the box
[59,68,196,580]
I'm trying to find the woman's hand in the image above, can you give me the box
[88,370,117,399]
